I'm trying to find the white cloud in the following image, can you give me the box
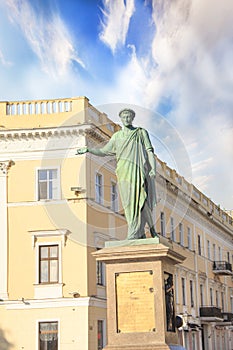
[0,49,12,66]
[99,0,233,208]
[4,0,84,78]
[99,0,135,53]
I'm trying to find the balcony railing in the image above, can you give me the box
[200,307,223,321]
[213,261,233,275]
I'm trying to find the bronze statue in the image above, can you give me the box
[77,108,158,240]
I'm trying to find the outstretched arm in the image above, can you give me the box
[76,135,116,157]
[76,146,108,157]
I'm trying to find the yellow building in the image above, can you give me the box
[0,96,232,350]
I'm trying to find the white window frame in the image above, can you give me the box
[36,319,60,350]
[95,172,103,205]
[34,241,63,299]
[29,229,70,299]
[36,166,61,201]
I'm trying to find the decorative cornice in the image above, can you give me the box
[29,229,71,248]
[0,124,92,141]
[0,123,109,144]
[0,160,14,175]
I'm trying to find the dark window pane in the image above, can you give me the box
[39,170,47,181]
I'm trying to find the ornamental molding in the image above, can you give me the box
[29,229,71,248]
[0,123,109,143]
[0,124,110,160]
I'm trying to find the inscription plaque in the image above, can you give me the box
[115,270,155,333]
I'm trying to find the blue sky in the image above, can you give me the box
[0,0,233,210]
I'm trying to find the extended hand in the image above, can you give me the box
[149,169,156,178]
[76,147,88,155]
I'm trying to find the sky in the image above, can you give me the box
[0,0,232,210]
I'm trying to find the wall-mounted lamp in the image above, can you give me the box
[70,187,84,196]
[69,292,80,298]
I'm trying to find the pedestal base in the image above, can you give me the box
[93,239,185,350]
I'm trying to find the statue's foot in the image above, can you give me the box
[150,227,159,238]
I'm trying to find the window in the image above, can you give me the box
[210,288,213,306]
[218,246,222,260]
[170,217,175,241]
[98,320,104,350]
[207,240,210,259]
[95,173,103,204]
[216,290,219,307]
[111,182,118,212]
[221,292,224,311]
[96,249,105,286]
[179,223,183,246]
[39,245,59,284]
[187,227,192,249]
[198,235,201,255]
[227,252,230,263]
[39,322,58,350]
[38,169,59,200]
[200,284,204,306]
[213,244,216,261]
[190,280,194,307]
[175,274,179,304]
[181,277,186,305]
[160,212,165,236]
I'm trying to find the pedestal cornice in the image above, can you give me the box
[93,238,186,265]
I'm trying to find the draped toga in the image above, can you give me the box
[101,127,156,239]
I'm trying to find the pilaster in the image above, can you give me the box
[0,160,14,299]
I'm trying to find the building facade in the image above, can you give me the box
[0,96,232,350]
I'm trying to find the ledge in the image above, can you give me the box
[93,238,186,265]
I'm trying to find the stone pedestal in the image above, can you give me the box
[93,238,185,350]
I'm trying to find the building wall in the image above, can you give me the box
[0,96,232,350]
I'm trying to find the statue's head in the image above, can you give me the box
[119,108,135,120]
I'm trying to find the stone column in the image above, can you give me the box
[0,160,13,300]
[93,238,186,350]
